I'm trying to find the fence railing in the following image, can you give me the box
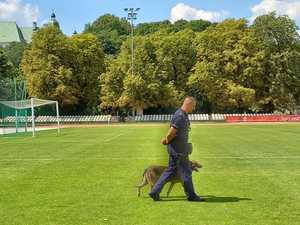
[1,113,298,123]
[0,115,112,123]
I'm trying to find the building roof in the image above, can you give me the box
[0,21,23,43]
[0,11,60,45]
[19,27,33,43]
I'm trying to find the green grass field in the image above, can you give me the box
[0,123,300,225]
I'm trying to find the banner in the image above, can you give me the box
[226,115,300,123]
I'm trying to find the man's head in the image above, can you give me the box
[181,96,196,113]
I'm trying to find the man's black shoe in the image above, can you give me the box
[149,193,161,201]
[187,196,205,202]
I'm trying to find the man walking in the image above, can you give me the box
[149,96,204,202]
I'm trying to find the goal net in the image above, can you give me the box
[0,98,60,137]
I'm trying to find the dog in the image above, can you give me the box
[136,160,202,197]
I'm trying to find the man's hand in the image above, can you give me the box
[161,138,168,145]
[161,127,177,145]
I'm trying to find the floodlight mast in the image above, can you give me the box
[124,8,140,77]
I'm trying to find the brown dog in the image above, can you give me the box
[137,160,202,197]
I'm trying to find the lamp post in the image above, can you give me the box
[124,8,140,76]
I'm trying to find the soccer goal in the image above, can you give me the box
[0,98,60,137]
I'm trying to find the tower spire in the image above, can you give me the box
[49,10,60,29]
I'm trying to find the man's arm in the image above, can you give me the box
[161,127,177,145]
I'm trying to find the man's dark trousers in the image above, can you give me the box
[150,151,197,198]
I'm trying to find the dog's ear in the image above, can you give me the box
[192,160,202,168]
[191,160,202,168]
[193,167,199,172]
[191,163,200,172]
[190,160,197,166]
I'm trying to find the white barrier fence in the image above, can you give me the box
[0,115,112,123]
[0,113,278,124]
[134,113,274,122]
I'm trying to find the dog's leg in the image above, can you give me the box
[150,184,154,191]
[136,176,148,197]
[167,182,175,197]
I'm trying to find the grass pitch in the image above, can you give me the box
[0,123,299,225]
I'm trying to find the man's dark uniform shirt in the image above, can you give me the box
[168,108,190,156]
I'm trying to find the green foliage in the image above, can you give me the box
[100,34,181,113]
[188,19,216,32]
[252,12,300,113]
[155,30,197,96]
[135,19,213,35]
[3,42,27,68]
[252,12,299,50]
[135,20,172,35]
[21,25,105,114]
[189,19,259,112]
[189,14,300,113]
[84,14,130,55]
[17,12,300,114]
[3,42,27,79]
[100,30,199,112]
[0,48,12,79]
[84,15,212,56]
[69,33,105,113]
[0,48,12,98]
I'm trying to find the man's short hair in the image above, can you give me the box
[184,96,196,103]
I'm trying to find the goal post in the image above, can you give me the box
[0,98,60,137]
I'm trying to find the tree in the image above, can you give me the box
[252,12,299,51]
[101,29,208,114]
[188,19,215,32]
[3,42,28,79]
[135,19,212,35]
[155,30,197,97]
[189,15,300,113]
[21,25,76,111]
[173,19,189,32]
[135,20,172,35]
[70,33,105,113]
[252,12,300,113]
[0,48,12,79]
[100,35,179,115]
[189,19,261,112]
[84,14,130,55]
[21,25,105,113]
[0,48,13,99]
[100,57,127,110]
[4,42,27,68]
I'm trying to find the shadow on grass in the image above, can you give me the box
[157,195,252,203]
[202,195,252,203]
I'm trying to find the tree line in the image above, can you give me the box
[0,12,299,115]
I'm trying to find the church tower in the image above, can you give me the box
[49,10,60,29]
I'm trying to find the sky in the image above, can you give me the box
[0,0,300,35]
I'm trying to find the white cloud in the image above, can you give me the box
[170,3,229,23]
[0,0,39,26]
[250,0,300,22]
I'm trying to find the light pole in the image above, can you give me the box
[124,8,140,77]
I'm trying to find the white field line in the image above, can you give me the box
[0,131,126,145]
[102,133,125,143]
[0,156,300,162]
